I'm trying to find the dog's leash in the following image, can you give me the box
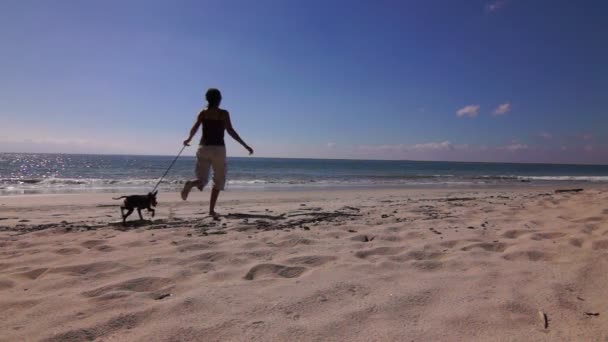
[151,145,187,193]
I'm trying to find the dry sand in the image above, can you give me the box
[1,186,607,341]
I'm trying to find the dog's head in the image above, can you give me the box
[148,190,158,207]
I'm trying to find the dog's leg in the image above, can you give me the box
[137,208,143,221]
[148,208,155,218]
[123,208,134,224]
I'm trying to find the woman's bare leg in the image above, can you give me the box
[209,188,220,216]
[181,180,203,200]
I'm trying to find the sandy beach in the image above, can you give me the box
[1,186,608,341]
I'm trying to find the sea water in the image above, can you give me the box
[2,153,608,195]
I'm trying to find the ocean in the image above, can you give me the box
[1,153,608,195]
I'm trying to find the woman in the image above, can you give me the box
[181,88,253,217]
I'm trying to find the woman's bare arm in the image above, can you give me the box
[183,111,203,146]
[224,111,253,154]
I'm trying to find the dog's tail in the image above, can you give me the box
[112,196,127,200]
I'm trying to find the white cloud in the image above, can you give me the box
[485,0,508,13]
[502,143,528,152]
[326,142,336,148]
[456,105,480,118]
[411,141,453,151]
[493,102,511,116]
[359,141,462,153]
[358,144,406,152]
[538,132,552,140]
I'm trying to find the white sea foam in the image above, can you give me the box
[519,176,608,182]
[2,174,608,195]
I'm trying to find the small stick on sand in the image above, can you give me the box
[555,189,583,193]
[538,310,548,329]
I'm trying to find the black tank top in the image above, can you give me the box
[200,118,225,146]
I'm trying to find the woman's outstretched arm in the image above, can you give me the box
[224,111,253,154]
[183,112,203,146]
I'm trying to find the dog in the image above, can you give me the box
[113,191,158,224]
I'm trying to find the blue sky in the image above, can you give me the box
[1,0,607,164]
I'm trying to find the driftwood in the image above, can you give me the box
[444,197,476,202]
[555,189,583,193]
[538,310,548,329]
[226,213,285,220]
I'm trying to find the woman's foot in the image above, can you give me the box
[181,181,194,200]
[210,211,221,220]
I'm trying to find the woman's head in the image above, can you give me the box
[205,88,222,108]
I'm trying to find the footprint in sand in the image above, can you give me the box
[244,264,306,280]
[240,249,275,260]
[189,262,216,273]
[582,224,600,234]
[503,250,553,261]
[351,235,375,243]
[390,250,443,262]
[83,277,173,297]
[16,242,34,249]
[0,278,15,290]
[438,240,461,248]
[95,245,115,252]
[124,241,146,248]
[286,255,337,267]
[15,268,48,280]
[51,261,128,276]
[81,240,105,249]
[404,231,425,240]
[502,230,533,239]
[279,282,370,319]
[569,238,584,247]
[240,241,263,249]
[388,249,446,271]
[177,243,212,253]
[500,301,537,323]
[186,251,227,263]
[461,242,508,253]
[1,299,40,320]
[410,260,443,271]
[43,310,151,342]
[592,240,608,250]
[275,238,316,248]
[530,232,566,241]
[582,216,603,223]
[379,235,402,242]
[355,247,402,259]
[54,248,82,255]
[343,288,437,324]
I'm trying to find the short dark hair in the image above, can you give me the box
[205,88,222,107]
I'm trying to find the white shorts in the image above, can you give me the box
[195,145,227,190]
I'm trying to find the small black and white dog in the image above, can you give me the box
[113,191,158,224]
